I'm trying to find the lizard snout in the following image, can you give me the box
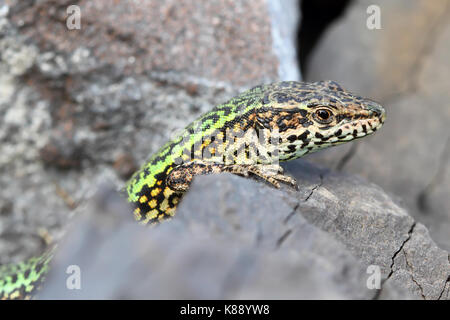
[364,99,386,123]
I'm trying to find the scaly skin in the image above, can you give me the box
[0,246,55,299]
[0,80,386,299]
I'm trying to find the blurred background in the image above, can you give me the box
[0,0,448,296]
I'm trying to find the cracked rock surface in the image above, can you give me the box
[1,0,448,300]
[285,161,449,300]
[40,160,448,299]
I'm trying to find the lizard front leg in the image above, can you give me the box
[167,160,227,192]
[243,164,298,190]
[167,161,298,192]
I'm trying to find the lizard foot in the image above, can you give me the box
[227,164,298,190]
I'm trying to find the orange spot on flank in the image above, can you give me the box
[151,188,161,197]
[148,199,157,209]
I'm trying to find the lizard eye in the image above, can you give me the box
[314,108,333,124]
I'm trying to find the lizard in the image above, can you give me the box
[0,80,386,299]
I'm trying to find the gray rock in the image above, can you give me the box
[267,0,302,81]
[40,160,449,299]
[285,161,449,300]
[304,0,450,251]
[2,0,446,301]
[0,0,300,266]
[306,0,449,100]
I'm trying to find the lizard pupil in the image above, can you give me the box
[316,109,331,120]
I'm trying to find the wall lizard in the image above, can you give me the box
[0,80,385,299]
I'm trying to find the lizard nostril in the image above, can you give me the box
[372,109,381,117]
[372,108,386,123]
[364,100,385,120]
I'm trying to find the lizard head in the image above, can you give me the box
[255,80,386,161]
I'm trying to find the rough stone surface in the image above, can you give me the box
[285,161,449,300]
[10,0,279,87]
[39,160,448,299]
[2,0,448,301]
[0,0,297,266]
[267,0,302,81]
[305,0,450,251]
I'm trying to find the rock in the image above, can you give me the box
[3,0,446,301]
[304,0,450,251]
[10,0,281,87]
[39,160,448,299]
[266,0,302,81]
[285,161,449,300]
[306,0,449,100]
[0,0,300,265]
